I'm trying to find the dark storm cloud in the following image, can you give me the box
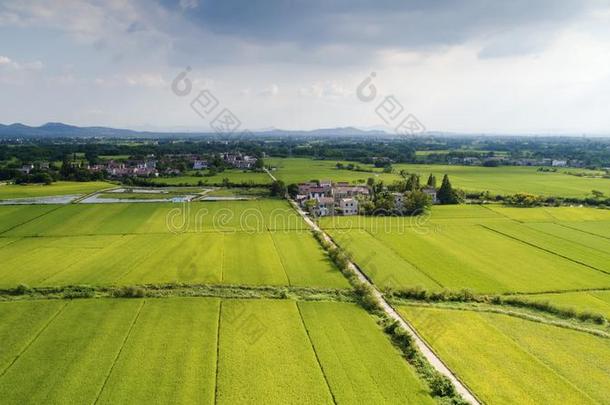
[165,0,595,53]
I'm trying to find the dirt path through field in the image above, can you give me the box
[284,193,481,404]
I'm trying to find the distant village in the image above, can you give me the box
[85,152,260,178]
[449,156,581,168]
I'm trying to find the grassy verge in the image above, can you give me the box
[386,286,607,325]
[0,283,355,302]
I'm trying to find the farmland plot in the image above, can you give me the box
[299,301,434,404]
[483,221,610,273]
[0,299,437,404]
[487,206,610,222]
[1,200,305,236]
[0,199,337,288]
[329,223,610,293]
[0,232,345,288]
[0,204,58,233]
[399,306,610,404]
[215,299,334,404]
[0,299,142,404]
[0,181,113,199]
[268,157,610,197]
[519,290,610,319]
[95,298,220,404]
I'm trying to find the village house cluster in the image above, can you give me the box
[89,159,159,177]
[296,180,439,216]
[84,151,260,178]
[451,156,585,168]
[296,180,369,216]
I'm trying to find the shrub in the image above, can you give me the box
[63,286,95,299]
[429,374,456,397]
[13,284,32,295]
[353,281,382,312]
[112,286,146,298]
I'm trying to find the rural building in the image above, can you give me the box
[223,152,257,169]
[315,197,336,216]
[393,192,404,210]
[299,180,370,216]
[422,187,438,203]
[19,164,34,174]
[193,160,208,170]
[552,160,568,167]
[338,198,358,215]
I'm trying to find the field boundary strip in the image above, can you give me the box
[267,230,293,286]
[93,300,146,405]
[213,301,222,405]
[506,286,610,296]
[295,301,338,404]
[361,228,445,289]
[555,222,610,242]
[399,302,610,339]
[521,223,610,256]
[0,300,69,378]
[479,224,610,277]
[219,233,225,283]
[0,237,23,252]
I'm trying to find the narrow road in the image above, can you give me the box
[264,167,277,182]
[73,186,121,203]
[285,195,481,405]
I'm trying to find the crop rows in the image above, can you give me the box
[399,306,610,404]
[0,298,434,404]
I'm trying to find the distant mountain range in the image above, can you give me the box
[0,122,391,138]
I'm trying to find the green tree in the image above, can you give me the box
[591,190,605,199]
[426,174,437,188]
[402,190,431,215]
[287,183,299,198]
[373,191,396,213]
[437,175,459,204]
[254,158,264,170]
[406,173,420,191]
[270,180,287,197]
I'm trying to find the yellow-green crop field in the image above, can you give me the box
[0,181,114,199]
[0,298,435,404]
[518,290,610,319]
[151,170,271,185]
[268,157,610,197]
[399,306,610,404]
[0,200,347,288]
[322,205,610,294]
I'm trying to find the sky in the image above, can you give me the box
[1,0,610,135]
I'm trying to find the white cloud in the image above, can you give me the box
[0,55,43,70]
[0,55,12,65]
[179,0,199,10]
[258,84,279,96]
[299,81,351,98]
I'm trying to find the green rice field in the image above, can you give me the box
[323,205,610,294]
[268,157,610,197]
[0,298,435,404]
[519,290,610,319]
[399,306,610,404]
[0,181,114,199]
[0,200,347,288]
[151,170,271,186]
